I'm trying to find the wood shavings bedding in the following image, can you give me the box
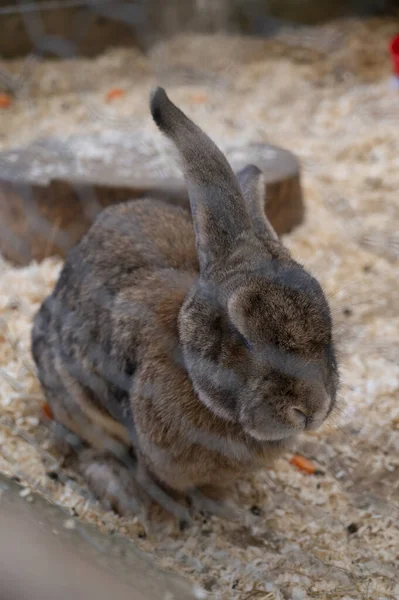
[1,18,399,600]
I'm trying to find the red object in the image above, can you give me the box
[105,88,125,102]
[0,93,12,108]
[390,34,399,76]
[42,402,54,420]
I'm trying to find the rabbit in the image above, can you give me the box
[31,87,339,525]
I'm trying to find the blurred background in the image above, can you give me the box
[0,0,399,58]
[0,2,398,600]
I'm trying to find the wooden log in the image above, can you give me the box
[0,135,304,266]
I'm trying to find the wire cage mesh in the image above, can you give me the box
[0,2,398,600]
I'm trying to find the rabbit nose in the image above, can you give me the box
[288,407,308,429]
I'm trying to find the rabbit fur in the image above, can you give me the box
[31,88,339,521]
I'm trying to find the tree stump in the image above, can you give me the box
[0,134,303,266]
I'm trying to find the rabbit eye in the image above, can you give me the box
[238,332,252,351]
[228,319,252,351]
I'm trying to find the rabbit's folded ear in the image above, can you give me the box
[150,87,251,272]
[236,165,279,241]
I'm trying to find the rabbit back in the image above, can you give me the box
[31,199,198,438]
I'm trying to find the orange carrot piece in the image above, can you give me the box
[42,402,54,420]
[105,88,125,102]
[0,93,12,108]
[190,93,208,104]
[290,454,316,474]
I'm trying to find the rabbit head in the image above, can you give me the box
[151,88,339,443]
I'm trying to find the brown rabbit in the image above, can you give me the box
[31,88,339,523]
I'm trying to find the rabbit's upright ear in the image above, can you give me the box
[236,165,279,241]
[150,87,251,273]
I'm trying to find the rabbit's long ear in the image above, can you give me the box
[150,87,251,272]
[236,165,279,241]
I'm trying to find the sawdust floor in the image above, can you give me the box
[0,17,398,600]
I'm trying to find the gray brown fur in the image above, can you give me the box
[31,88,338,520]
